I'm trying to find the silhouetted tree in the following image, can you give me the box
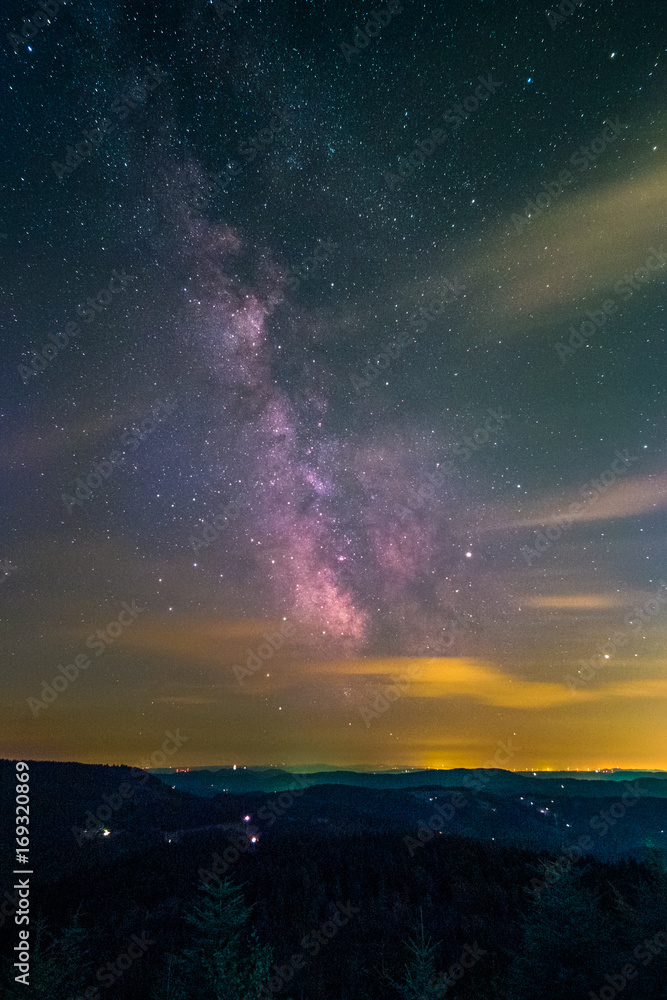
[151,952,188,1000]
[172,876,272,1000]
[500,862,620,999]
[1,912,92,998]
[383,913,448,999]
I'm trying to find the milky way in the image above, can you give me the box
[167,178,485,658]
[2,0,666,767]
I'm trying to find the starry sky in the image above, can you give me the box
[1,0,666,770]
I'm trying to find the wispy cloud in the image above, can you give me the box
[524,594,628,610]
[459,148,667,336]
[481,472,667,535]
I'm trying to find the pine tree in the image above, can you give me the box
[176,876,272,1000]
[384,913,448,1000]
[501,862,620,999]
[1,912,92,998]
[151,953,188,1000]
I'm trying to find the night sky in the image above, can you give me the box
[1,0,666,771]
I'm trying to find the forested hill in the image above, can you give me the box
[2,759,667,881]
[150,762,667,798]
[1,759,667,999]
[0,762,667,1000]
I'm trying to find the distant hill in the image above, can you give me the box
[0,758,226,878]
[2,759,667,884]
[2,759,667,1000]
[149,765,667,798]
[516,769,667,781]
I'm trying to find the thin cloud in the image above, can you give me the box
[481,472,667,534]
